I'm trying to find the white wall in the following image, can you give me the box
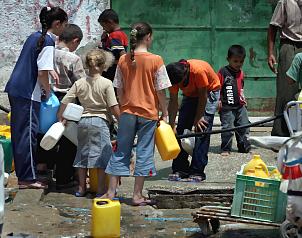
[0,0,110,108]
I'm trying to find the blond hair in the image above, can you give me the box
[85,49,114,72]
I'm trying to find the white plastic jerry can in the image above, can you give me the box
[40,122,65,150]
[63,103,84,121]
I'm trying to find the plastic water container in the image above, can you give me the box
[0,126,10,139]
[0,144,4,234]
[40,122,65,150]
[39,92,60,134]
[155,121,181,161]
[62,103,83,121]
[243,154,269,176]
[91,198,120,238]
[0,136,13,173]
[89,168,109,193]
[180,129,195,156]
[63,121,78,146]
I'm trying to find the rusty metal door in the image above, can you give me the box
[112,0,276,115]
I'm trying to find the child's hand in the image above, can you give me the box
[218,100,222,112]
[194,117,208,132]
[111,140,117,152]
[57,112,65,124]
[49,70,59,86]
[160,114,168,123]
[61,119,67,126]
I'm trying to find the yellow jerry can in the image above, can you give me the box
[155,121,181,161]
[91,198,120,238]
[89,168,109,193]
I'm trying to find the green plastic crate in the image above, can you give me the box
[231,166,287,223]
[0,136,13,173]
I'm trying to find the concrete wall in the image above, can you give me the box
[0,0,110,109]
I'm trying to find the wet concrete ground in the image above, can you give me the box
[3,128,282,237]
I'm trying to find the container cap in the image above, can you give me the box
[253,154,261,160]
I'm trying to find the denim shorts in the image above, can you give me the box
[105,113,157,177]
[73,117,112,169]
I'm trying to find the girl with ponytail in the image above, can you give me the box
[102,22,172,206]
[4,6,67,189]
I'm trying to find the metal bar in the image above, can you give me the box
[194,215,280,227]
[196,210,230,217]
[201,206,231,210]
[120,26,268,31]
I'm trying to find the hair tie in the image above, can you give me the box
[179,59,188,65]
[131,29,138,36]
[46,7,51,11]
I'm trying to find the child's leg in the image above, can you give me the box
[220,110,235,153]
[103,175,120,199]
[132,117,157,204]
[103,113,137,198]
[105,114,136,175]
[96,168,107,195]
[133,176,145,202]
[77,168,87,194]
[234,106,251,153]
[9,96,42,183]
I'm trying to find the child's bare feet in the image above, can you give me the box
[100,192,115,200]
[132,196,156,206]
[130,159,135,175]
[221,151,231,156]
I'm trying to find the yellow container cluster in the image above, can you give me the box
[243,154,281,180]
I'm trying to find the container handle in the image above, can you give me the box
[94,198,112,206]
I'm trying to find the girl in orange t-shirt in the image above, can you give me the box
[102,22,171,206]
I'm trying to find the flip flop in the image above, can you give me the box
[75,191,87,197]
[18,181,48,189]
[95,192,106,198]
[132,198,156,206]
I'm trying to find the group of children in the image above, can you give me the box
[5,7,251,204]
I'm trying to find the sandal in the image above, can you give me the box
[18,181,48,189]
[75,191,87,197]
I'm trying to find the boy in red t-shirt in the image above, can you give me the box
[98,9,128,81]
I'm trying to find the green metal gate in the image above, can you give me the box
[112,0,277,116]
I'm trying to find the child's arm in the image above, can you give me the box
[106,83,120,120]
[57,103,67,122]
[168,92,178,129]
[193,87,208,132]
[37,45,56,98]
[38,71,51,98]
[110,105,120,121]
[157,89,168,122]
[217,70,224,112]
[57,83,78,121]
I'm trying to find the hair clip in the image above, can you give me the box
[46,7,51,11]
[131,29,138,36]
[178,59,188,65]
